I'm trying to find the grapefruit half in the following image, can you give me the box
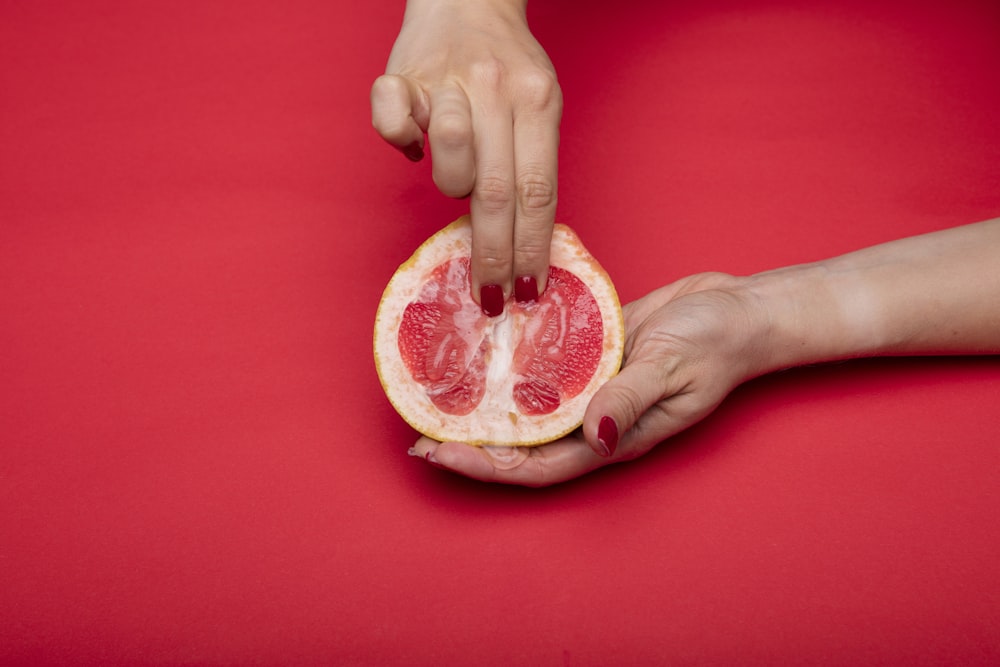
[373,216,624,446]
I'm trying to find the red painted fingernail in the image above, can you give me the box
[597,416,618,457]
[480,284,504,317]
[403,141,424,162]
[514,275,538,303]
[424,451,446,469]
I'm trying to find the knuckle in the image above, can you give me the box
[369,75,393,109]
[470,57,507,89]
[517,69,562,113]
[516,172,556,214]
[614,383,650,429]
[432,112,473,151]
[474,172,514,215]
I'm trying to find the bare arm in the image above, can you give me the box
[750,217,1000,376]
[411,217,1000,486]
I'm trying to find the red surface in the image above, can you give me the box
[2,1,999,664]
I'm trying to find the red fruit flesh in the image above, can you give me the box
[511,266,602,415]
[398,258,602,418]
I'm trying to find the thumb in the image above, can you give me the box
[582,359,668,458]
[370,74,429,161]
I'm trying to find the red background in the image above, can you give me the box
[2,1,999,664]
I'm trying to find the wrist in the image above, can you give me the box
[405,0,528,15]
[740,261,880,375]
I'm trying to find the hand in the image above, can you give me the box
[409,272,772,486]
[371,0,562,312]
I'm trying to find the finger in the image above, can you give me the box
[426,86,477,198]
[511,74,561,299]
[409,437,606,487]
[582,358,675,458]
[370,74,429,161]
[468,105,517,309]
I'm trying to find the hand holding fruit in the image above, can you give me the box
[371,0,562,312]
[409,272,770,486]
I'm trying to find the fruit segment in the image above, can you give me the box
[510,267,602,415]
[398,261,603,419]
[398,259,487,416]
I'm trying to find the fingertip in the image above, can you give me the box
[513,274,539,304]
[580,410,617,457]
[479,283,505,317]
[514,268,548,303]
[469,219,516,310]
[403,141,425,162]
[512,246,551,303]
[536,268,549,297]
[433,174,475,199]
[369,73,398,102]
[596,415,619,457]
[469,255,514,313]
[408,438,440,465]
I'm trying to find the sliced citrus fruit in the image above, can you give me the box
[374,215,624,446]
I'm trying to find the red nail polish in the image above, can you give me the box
[424,451,446,469]
[403,141,424,162]
[514,275,538,303]
[597,416,618,457]
[480,284,504,317]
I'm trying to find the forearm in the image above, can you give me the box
[746,218,1000,374]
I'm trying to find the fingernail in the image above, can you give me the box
[424,450,447,469]
[409,446,446,469]
[403,141,424,162]
[597,416,618,457]
[514,275,538,303]
[480,284,504,317]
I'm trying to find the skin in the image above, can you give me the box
[371,0,562,308]
[409,218,1000,487]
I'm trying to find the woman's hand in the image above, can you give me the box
[409,272,773,486]
[371,0,562,314]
